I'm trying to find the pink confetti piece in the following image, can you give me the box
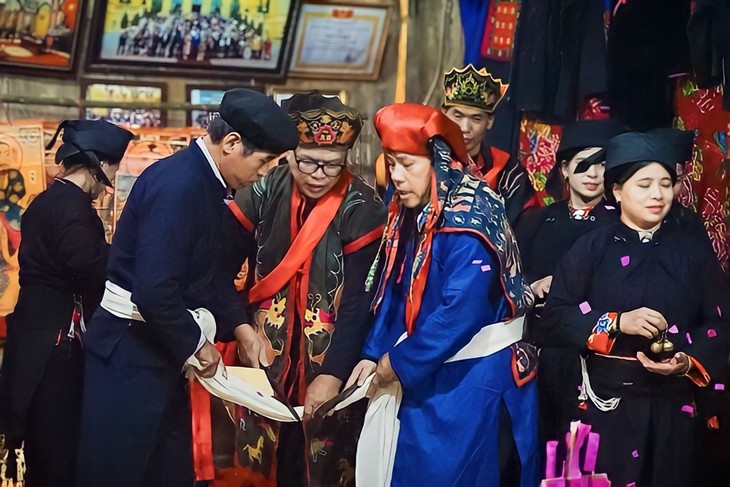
[627,483,637,487]
[623,382,634,386]
[579,301,592,315]
[686,332,693,345]
[715,383,725,391]
[718,306,723,317]
[668,325,679,334]
[631,450,639,458]
[472,260,483,265]
[621,255,630,267]
[681,405,695,415]
[481,264,492,272]
[707,329,717,338]
[605,205,616,210]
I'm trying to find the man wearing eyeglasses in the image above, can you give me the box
[225,91,386,486]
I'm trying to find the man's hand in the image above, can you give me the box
[234,323,268,367]
[619,307,668,339]
[530,275,553,300]
[637,351,691,376]
[345,359,377,389]
[303,374,342,419]
[366,353,399,398]
[194,341,223,379]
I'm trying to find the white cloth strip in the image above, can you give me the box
[356,316,525,486]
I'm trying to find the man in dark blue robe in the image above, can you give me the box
[77,89,299,487]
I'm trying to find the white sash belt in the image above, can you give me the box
[355,315,525,486]
[99,280,216,368]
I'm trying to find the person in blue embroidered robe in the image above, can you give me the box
[346,104,539,487]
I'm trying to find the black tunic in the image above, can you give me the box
[0,178,108,484]
[514,200,619,445]
[515,200,619,285]
[542,215,730,486]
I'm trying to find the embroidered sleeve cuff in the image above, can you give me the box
[587,312,619,354]
[684,355,711,387]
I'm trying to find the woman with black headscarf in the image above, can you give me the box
[0,120,132,486]
[514,120,624,445]
[541,131,730,486]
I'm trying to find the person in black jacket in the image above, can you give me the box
[0,119,133,486]
[514,120,624,447]
[541,131,730,487]
[77,89,299,487]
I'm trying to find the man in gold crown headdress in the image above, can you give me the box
[224,91,386,486]
[442,64,537,223]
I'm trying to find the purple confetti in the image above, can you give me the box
[621,255,631,267]
[681,405,695,415]
[481,265,492,272]
[627,483,636,487]
[715,384,725,391]
[668,325,679,334]
[472,260,483,265]
[631,450,639,458]
[708,329,718,338]
[256,391,264,397]
[623,382,634,386]
[605,205,616,210]
[579,301,592,315]
[686,332,693,345]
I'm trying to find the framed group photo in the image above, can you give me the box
[86,0,298,79]
[0,0,86,74]
[81,78,167,128]
[288,1,390,80]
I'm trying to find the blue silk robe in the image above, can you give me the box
[363,232,539,487]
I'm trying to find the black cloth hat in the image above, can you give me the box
[47,119,134,187]
[218,88,299,154]
[546,120,625,199]
[605,131,679,175]
[560,120,626,174]
[557,120,625,156]
[647,127,695,165]
[49,119,134,165]
[281,91,363,149]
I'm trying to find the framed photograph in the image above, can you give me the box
[0,0,86,74]
[82,79,167,128]
[185,84,264,128]
[267,85,347,106]
[186,86,226,128]
[87,0,298,79]
[288,1,391,80]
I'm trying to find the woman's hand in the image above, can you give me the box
[637,351,691,376]
[618,307,667,339]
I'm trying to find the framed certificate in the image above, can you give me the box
[288,1,391,80]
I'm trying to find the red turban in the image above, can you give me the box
[373,103,470,165]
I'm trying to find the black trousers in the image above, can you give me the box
[78,329,194,487]
[0,329,83,487]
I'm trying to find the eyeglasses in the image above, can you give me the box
[296,159,345,177]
